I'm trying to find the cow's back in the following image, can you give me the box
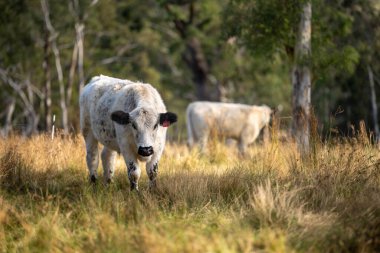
[187,102,251,140]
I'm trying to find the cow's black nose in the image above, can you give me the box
[138,146,154,156]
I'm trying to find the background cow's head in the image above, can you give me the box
[260,105,273,127]
[111,108,177,158]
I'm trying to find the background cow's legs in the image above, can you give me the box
[239,127,260,155]
[199,134,209,153]
[84,132,99,182]
[238,139,247,155]
[101,147,116,183]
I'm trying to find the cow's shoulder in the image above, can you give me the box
[128,83,165,108]
[82,76,130,100]
[251,105,272,115]
[111,82,165,113]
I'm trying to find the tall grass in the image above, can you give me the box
[0,133,379,252]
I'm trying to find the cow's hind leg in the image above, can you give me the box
[237,139,247,155]
[84,133,99,183]
[199,134,209,153]
[101,147,117,184]
[238,127,260,156]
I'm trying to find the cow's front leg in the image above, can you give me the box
[127,160,141,191]
[146,160,159,189]
[121,148,141,191]
[101,147,117,184]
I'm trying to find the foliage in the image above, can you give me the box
[224,0,380,132]
[0,0,379,137]
[224,0,302,58]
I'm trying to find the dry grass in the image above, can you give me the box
[0,133,379,253]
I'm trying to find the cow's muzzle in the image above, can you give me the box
[138,146,154,157]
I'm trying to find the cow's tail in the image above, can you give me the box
[186,104,195,148]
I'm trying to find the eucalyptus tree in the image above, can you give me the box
[223,0,378,152]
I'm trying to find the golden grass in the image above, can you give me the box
[0,133,379,252]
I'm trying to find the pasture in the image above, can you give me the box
[0,132,379,253]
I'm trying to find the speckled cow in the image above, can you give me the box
[186,102,272,154]
[80,75,177,190]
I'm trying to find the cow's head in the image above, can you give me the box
[111,108,177,159]
[260,105,273,126]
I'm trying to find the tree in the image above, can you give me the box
[292,2,312,153]
[0,0,378,141]
[41,0,69,134]
[225,0,312,153]
[223,0,380,152]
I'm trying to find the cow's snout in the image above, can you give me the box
[138,146,154,157]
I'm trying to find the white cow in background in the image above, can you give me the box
[186,101,272,154]
[80,75,177,191]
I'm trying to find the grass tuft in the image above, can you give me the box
[0,134,379,252]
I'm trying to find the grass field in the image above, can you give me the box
[0,131,379,253]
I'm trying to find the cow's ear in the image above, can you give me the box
[159,112,177,127]
[111,111,130,125]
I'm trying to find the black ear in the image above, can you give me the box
[159,112,177,127]
[111,111,130,125]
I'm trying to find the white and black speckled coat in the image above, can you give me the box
[80,75,177,189]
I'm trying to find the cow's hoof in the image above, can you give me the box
[148,181,157,191]
[130,183,138,191]
[90,175,97,183]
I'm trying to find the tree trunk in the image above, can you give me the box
[25,78,39,135]
[2,97,15,137]
[66,40,78,106]
[164,3,210,101]
[184,37,209,100]
[76,23,85,95]
[52,42,69,135]
[292,2,312,154]
[368,65,379,142]
[43,28,52,131]
[0,69,39,137]
[70,0,86,95]
[41,0,69,134]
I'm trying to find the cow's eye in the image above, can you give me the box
[154,123,158,130]
[132,123,137,130]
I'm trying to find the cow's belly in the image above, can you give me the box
[90,92,121,152]
[90,114,120,152]
[217,129,241,140]
[214,120,243,140]
[93,127,120,152]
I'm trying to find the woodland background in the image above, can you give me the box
[1,0,380,139]
[1,2,380,252]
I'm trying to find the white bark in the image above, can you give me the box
[25,78,39,136]
[43,29,52,131]
[0,69,39,136]
[70,0,92,100]
[2,97,15,137]
[41,0,69,134]
[67,41,78,105]
[292,2,312,154]
[76,23,85,94]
